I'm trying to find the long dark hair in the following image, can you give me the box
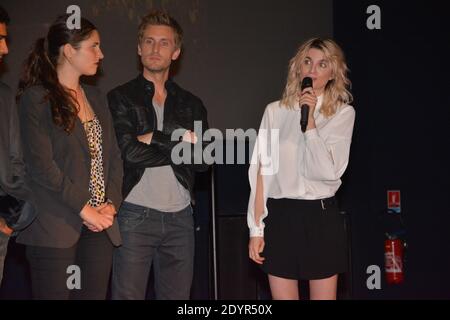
[17,14,97,133]
[0,5,10,25]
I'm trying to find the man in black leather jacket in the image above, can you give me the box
[108,10,210,300]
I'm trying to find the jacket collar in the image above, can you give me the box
[136,74,177,96]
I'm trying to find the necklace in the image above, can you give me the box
[78,87,93,124]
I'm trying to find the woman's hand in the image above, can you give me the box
[97,202,117,218]
[80,204,113,232]
[249,236,265,264]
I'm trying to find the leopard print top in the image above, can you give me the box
[83,116,106,207]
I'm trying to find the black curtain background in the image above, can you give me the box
[335,0,450,299]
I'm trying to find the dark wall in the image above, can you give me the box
[334,1,450,299]
[1,0,332,132]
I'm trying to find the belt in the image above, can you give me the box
[267,196,338,210]
[318,197,337,210]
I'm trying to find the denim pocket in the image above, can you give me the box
[117,203,146,232]
[172,206,194,231]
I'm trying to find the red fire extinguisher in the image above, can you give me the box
[384,235,405,285]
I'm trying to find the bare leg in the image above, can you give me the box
[268,274,299,300]
[309,274,338,300]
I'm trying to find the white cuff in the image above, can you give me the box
[249,226,264,238]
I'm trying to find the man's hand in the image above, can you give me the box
[137,132,153,145]
[0,217,13,236]
[182,130,198,144]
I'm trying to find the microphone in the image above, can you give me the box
[300,77,313,132]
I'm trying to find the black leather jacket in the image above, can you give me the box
[107,75,210,200]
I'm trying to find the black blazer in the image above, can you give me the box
[0,81,34,230]
[0,81,26,199]
[17,85,123,248]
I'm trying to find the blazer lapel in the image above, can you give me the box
[73,117,90,156]
[84,86,107,135]
[73,85,106,157]
[83,86,109,150]
[82,85,111,180]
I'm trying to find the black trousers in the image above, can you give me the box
[26,226,114,300]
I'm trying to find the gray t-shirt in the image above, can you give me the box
[125,101,191,212]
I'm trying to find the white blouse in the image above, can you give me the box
[247,95,356,237]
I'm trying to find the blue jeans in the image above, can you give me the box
[112,202,195,300]
[0,232,9,286]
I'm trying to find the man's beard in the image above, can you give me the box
[143,57,170,74]
[145,66,166,73]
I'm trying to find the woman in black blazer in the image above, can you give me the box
[16,14,123,300]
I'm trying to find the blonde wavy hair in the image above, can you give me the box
[280,38,353,117]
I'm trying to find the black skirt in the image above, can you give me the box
[261,197,348,280]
